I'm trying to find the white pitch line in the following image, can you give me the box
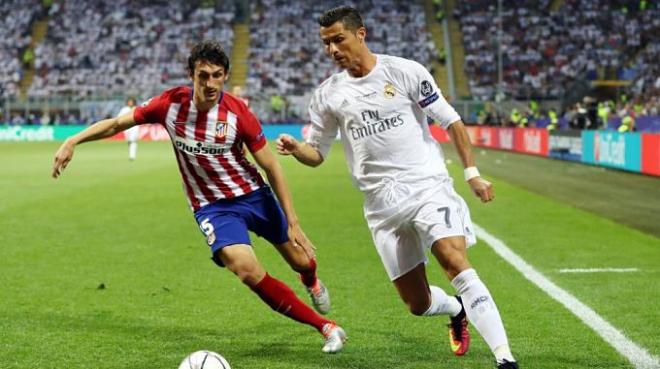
[474,224,660,369]
[559,268,639,273]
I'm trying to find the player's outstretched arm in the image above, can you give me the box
[276,134,324,167]
[52,112,137,178]
[251,145,316,258]
[447,120,495,203]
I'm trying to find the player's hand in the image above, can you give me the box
[52,139,75,178]
[276,134,300,155]
[288,223,316,259]
[468,177,494,203]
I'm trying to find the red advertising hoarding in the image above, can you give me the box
[514,128,549,156]
[455,126,548,156]
[429,124,450,143]
[641,134,660,176]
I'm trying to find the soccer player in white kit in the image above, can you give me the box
[118,97,138,160]
[276,6,518,369]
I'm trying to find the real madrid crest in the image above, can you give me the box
[384,82,396,99]
[216,121,228,139]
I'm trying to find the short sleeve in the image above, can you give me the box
[133,92,169,125]
[306,89,338,159]
[401,60,461,129]
[237,108,267,153]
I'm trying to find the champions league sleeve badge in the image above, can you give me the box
[418,80,440,108]
[420,80,434,97]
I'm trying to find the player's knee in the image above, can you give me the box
[289,257,311,273]
[433,240,470,276]
[228,260,264,286]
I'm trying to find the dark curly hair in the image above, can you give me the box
[187,40,230,75]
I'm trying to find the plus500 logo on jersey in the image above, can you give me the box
[174,136,230,155]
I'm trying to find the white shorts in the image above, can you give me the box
[366,179,477,281]
[125,125,140,142]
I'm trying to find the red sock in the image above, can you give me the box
[251,273,331,332]
[299,258,318,288]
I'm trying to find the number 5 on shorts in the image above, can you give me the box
[200,218,216,246]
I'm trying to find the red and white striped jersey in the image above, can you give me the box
[134,86,267,211]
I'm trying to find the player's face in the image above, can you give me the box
[320,21,366,69]
[191,61,227,103]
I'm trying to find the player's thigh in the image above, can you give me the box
[195,211,252,255]
[249,188,290,246]
[217,244,266,286]
[412,186,476,249]
[370,219,427,282]
[249,193,310,269]
[430,236,471,279]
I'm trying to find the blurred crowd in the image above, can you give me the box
[474,92,660,132]
[29,0,234,98]
[1,0,658,130]
[246,0,437,122]
[456,0,659,101]
[0,0,44,98]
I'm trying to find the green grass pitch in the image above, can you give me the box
[1,141,658,368]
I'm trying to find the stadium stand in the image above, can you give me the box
[246,0,438,122]
[0,0,43,99]
[455,0,659,101]
[2,0,657,131]
[28,0,234,98]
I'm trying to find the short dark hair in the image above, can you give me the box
[318,6,364,31]
[187,40,230,75]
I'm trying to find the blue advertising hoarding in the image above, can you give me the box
[582,131,641,172]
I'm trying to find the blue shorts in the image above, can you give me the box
[193,187,289,265]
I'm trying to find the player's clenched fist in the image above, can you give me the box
[276,134,300,155]
[52,140,75,178]
[468,177,495,203]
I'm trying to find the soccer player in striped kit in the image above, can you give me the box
[52,40,346,353]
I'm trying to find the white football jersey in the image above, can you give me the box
[307,54,461,214]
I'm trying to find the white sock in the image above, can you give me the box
[129,142,137,160]
[451,268,514,361]
[422,285,462,317]
[494,344,515,363]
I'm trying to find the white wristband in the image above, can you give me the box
[464,167,480,181]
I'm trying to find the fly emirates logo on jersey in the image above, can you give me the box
[349,109,404,141]
[174,136,230,155]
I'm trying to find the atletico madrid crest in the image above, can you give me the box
[216,121,228,139]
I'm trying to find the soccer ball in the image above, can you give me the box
[178,350,231,369]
